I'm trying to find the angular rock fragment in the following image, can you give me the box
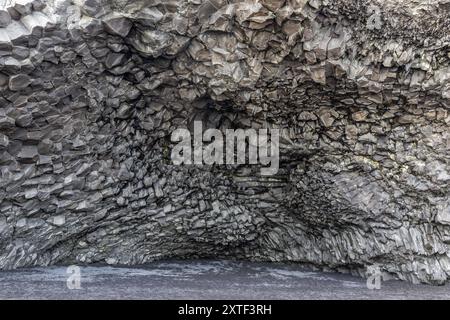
[127,29,173,57]
[17,145,38,160]
[8,74,31,91]
[0,133,9,148]
[103,16,132,37]
[105,52,125,69]
[0,9,12,27]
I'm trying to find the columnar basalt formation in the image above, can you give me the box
[0,0,449,284]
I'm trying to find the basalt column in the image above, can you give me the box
[0,0,450,284]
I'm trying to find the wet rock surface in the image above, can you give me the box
[0,0,450,284]
[1,260,450,300]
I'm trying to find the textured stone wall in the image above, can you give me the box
[0,0,450,284]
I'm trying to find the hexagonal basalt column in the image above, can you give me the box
[0,0,449,284]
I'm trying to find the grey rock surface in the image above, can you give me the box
[0,0,450,285]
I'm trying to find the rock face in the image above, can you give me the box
[0,0,450,284]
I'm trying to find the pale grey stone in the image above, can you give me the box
[0,10,12,28]
[103,16,132,37]
[8,73,31,91]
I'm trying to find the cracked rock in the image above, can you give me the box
[0,0,450,286]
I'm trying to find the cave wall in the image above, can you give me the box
[0,0,450,284]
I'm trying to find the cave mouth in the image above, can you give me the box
[0,0,449,285]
